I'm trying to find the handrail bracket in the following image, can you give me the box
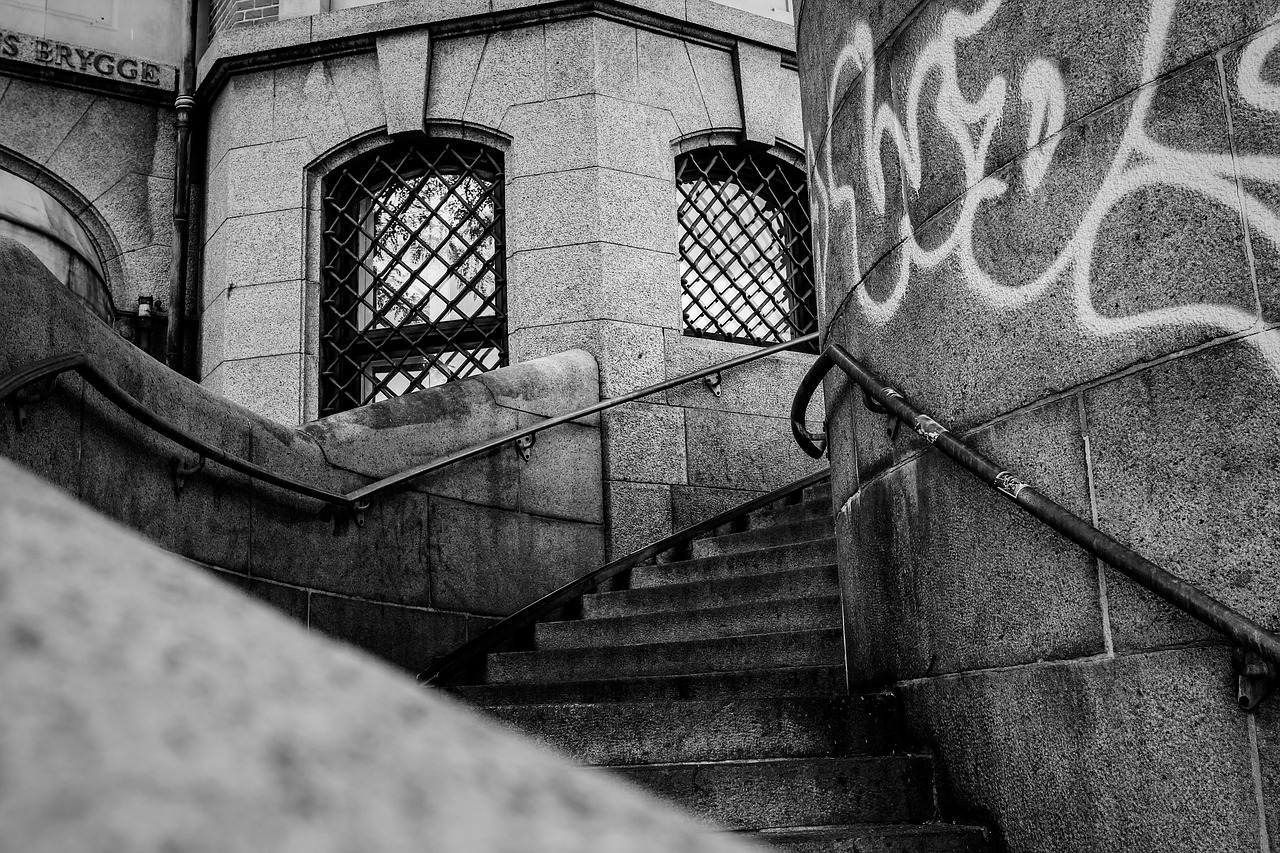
[171,455,206,498]
[1234,649,1277,711]
[10,374,59,432]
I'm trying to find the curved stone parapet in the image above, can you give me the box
[797,1,1280,849]
[0,236,605,675]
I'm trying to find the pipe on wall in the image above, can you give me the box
[165,0,199,375]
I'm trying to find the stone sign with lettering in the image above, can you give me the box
[0,29,176,91]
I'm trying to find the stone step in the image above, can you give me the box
[805,481,831,503]
[630,538,837,589]
[537,595,841,648]
[616,755,936,830]
[486,628,844,683]
[448,665,848,705]
[481,694,898,765]
[751,823,990,853]
[693,519,834,558]
[745,496,834,532]
[583,564,838,619]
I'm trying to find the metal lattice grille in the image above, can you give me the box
[676,147,816,349]
[320,139,507,415]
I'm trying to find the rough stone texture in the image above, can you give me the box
[734,41,780,143]
[685,409,824,492]
[900,648,1260,853]
[602,403,688,485]
[607,481,674,558]
[671,484,767,529]
[0,459,760,853]
[841,398,1103,684]
[1086,340,1280,651]
[805,1,1280,849]
[377,29,431,134]
[663,332,824,419]
[429,496,605,615]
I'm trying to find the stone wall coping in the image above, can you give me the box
[197,0,796,96]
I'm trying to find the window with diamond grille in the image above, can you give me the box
[676,147,816,349]
[320,138,507,415]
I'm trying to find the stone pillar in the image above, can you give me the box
[798,0,1280,849]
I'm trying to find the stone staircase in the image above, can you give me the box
[448,481,989,852]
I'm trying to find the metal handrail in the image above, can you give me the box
[0,332,820,522]
[791,342,1280,709]
[418,467,831,685]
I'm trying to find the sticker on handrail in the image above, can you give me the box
[913,415,947,443]
[994,471,1030,499]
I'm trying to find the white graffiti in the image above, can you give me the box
[807,0,1280,373]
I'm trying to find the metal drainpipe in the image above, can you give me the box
[165,0,199,374]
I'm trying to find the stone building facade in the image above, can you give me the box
[0,0,823,560]
[798,0,1280,849]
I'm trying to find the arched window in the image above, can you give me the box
[319,137,507,416]
[675,146,816,348]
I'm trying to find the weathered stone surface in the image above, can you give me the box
[308,592,470,674]
[690,43,741,131]
[841,396,1102,684]
[734,42,779,143]
[602,402,688,485]
[1224,34,1280,323]
[900,647,1259,853]
[509,320,667,399]
[212,569,311,625]
[1086,341,1280,651]
[207,70,276,174]
[606,480,673,557]
[377,30,431,134]
[0,459,758,853]
[429,495,604,614]
[426,34,486,121]
[327,51,387,139]
[637,30,712,137]
[685,409,822,492]
[271,60,351,156]
[218,280,305,362]
[202,209,303,307]
[663,332,823,419]
[207,354,303,425]
[463,27,547,130]
[507,242,679,330]
[515,413,604,524]
[223,139,311,218]
[476,348,600,417]
[672,484,766,529]
[0,79,95,165]
[88,173,172,256]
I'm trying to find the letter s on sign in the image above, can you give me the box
[1,34,17,57]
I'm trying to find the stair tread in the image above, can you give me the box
[693,519,836,558]
[538,594,841,648]
[614,754,928,771]
[584,564,839,618]
[447,665,848,704]
[631,538,837,588]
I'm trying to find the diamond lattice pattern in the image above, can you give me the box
[320,140,507,415]
[677,147,816,348]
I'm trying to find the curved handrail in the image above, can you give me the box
[0,332,820,519]
[791,343,1280,702]
[0,352,352,506]
[418,467,831,685]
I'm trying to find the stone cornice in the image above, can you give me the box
[197,0,795,100]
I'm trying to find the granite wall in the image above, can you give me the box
[798,0,1280,849]
[197,0,824,557]
[0,238,605,674]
